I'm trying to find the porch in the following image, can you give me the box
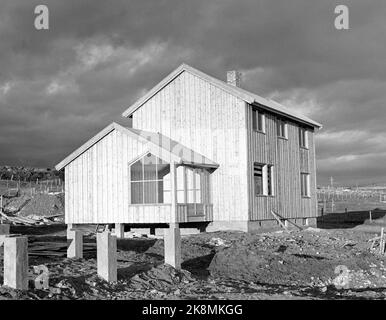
[127,151,217,224]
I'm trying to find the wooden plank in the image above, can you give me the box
[270,210,289,232]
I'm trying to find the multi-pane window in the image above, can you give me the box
[300,173,310,197]
[130,153,170,204]
[299,128,308,149]
[277,119,287,139]
[163,167,202,204]
[254,163,274,196]
[186,168,202,203]
[252,109,265,133]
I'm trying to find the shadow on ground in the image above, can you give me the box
[117,238,157,253]
[118,263,155,280]
[10,224,67,236]
[182,252,215,279]
[317,210,386,229]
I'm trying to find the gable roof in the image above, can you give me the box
[122,63,322,128]
[55,122,219,171]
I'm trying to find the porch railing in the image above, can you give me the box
[176,203,213,222]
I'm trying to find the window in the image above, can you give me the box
[186,168,202,203]
[162,167,203,204]
[254,164,263,195]
[130,153,170,204]
[277,119,287,139]
[267,165,273,196]
[252,109,265,133]
[301,173,310,197]
[299,128,308,149]
[254,163,274,196]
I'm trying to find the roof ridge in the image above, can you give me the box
[121,63,322,128]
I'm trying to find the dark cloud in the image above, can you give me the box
[0,0,385,185]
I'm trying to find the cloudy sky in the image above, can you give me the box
[0,0,385,186]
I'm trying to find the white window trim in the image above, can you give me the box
[268,165,274,196]
[301,172,311,198]
[299,128,309,149]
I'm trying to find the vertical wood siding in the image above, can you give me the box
[132,71,249,222]
[66,129,156,223]
[65,129,215,224]
[246,105,318,220]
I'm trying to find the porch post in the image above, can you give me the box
[170,161,178,223]
[165,161,181,269]
[183,166,187,204]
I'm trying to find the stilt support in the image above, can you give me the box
[114,223,125,239]
[164,223,181,269]
[4,236,28,290]
[97,231,117,282]
[67,224,83,258]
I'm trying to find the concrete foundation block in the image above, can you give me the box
[164,224,181,269]
[305,217,317,226]
[67,226,83,259]
[114,223,125,239]
[206,220,249,232]
[97,231,117,282]
[3,236,29,290]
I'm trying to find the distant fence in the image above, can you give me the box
[0,178,64,197]
[317,187,386,214]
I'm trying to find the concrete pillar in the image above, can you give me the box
[97,231,117,282]
[114,223,125,239]
[67,224,83,258]
[3,236,28,290]
[164,223,181,269]
[0,224,10,246]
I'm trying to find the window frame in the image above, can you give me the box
[277,119,288,139]
[254,162,274,197]
[252,108,266,133]
[300,172,311,198]
[129,153,170,205]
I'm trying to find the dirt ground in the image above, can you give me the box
[3,193,64,218]
[1,219,386,300]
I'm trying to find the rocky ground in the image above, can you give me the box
[1,223,386,300]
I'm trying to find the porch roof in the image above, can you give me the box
[55,122,219,170]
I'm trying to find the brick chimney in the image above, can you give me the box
[227,70,242,87]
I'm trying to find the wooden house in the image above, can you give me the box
[56,63,322,236]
